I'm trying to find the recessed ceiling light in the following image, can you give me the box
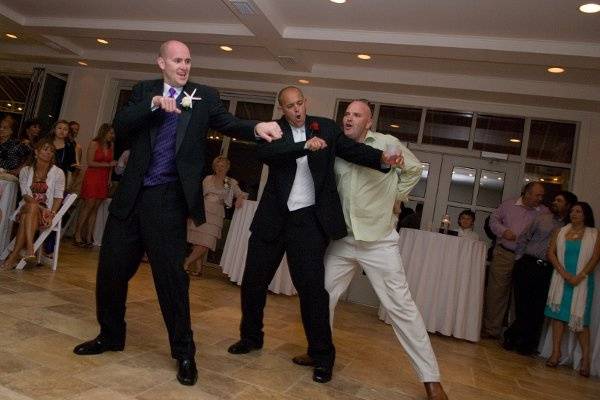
[579,3,600,13]
[330,0,346,3]
[540,178,545,182]
[389,124,399,128]
[96,38,109,45]
[509,138,521,143]
[553,177,558,182]
[17,107,22,111]
[547,66,565,74]
[220,45,233,52]
[7,103,12,107]
[357,54,371,60]
[298,79,310,84]
[497,177,502,180]
[5,33,18,39]
[483,175,488,179]
[78,61,88,66]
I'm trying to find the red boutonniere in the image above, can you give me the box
[309,121,320,137]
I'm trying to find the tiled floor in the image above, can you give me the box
[0,242,598,399]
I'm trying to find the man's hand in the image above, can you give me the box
[381,151,404,167]
[255,121,283,142]
[502,229,517,241]
[152,95,181,114]
[305,137,327,151]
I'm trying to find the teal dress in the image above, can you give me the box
[544,240,595,326]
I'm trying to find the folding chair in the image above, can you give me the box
[0,193,78,271]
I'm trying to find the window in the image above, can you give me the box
[528,120,576,163]
[376,105,422,143]
[423,110,472,148]
[473,115,524,155]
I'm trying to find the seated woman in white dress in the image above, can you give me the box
[185,156,246,276]
[457,209,480,241]
[0,139,65,269]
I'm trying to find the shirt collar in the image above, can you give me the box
[364,130,376,143]
[163,83,183,96]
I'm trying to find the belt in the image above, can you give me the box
[499,244,515,253]
[522,254,551,268]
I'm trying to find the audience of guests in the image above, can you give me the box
[67,120,84,194]
[0,139,64,270]
[457,210,479,241]
[74,123,116,247]
[185,156,245,276]
[0,115,28,174]
[482,181,547,339]
[20,119,42,146]
[49,119,79,183]
[503,191,578,355]
[545,202,600,377]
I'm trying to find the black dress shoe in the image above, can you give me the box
[313,366,332,383]
[292,354,315,366]
[73,336,124,355]
[227,339,262,354]
[176,358,198,386]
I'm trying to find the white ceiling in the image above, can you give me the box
[0,0,599,111]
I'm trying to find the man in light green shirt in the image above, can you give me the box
[294,100,448,400]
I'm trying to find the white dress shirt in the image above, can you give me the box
[286,124,315,211]
[150,84,183,110]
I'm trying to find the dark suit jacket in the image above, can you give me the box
[112,79,256,224]
[250,115,384,242]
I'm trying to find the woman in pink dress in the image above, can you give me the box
[74,123,116,246]
[185,156,246,276]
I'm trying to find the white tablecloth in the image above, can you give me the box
[538,270,600,377]
[220,200,297,295]
[378,229,487,342]
[0,179,18,254]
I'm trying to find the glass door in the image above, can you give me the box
[432,155,521,246]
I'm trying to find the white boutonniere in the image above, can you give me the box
[181,88,202,109]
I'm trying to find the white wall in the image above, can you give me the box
[2,60,599,212]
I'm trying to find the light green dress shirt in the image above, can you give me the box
[334,130,423,242]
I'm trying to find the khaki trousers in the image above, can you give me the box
[482,245,516,337]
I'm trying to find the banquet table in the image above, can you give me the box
[378,228,487,342]
[0,178,18,254]
[538,270,600,377]
[220,200,297,295]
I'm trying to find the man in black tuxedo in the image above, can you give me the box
[228,86,399,383]
[73,40,282,386]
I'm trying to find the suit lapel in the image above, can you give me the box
[175,83,192,154]
[149,80,164,149]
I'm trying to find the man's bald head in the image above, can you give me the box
[342,100,373,142]
[277,86,307,128]
[277,86,304,106]
[157,40,191,87]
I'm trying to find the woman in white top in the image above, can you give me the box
[457,209,480,241]
[0,139,65,270]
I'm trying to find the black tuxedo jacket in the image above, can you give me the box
[250,115,384,242]
[111,79,256,224]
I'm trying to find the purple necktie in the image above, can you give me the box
[144,87,179,186]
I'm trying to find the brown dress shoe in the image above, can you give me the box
[425,382,448,400]
[292,353,315,366]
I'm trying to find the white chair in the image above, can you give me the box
[0,193,78,271]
